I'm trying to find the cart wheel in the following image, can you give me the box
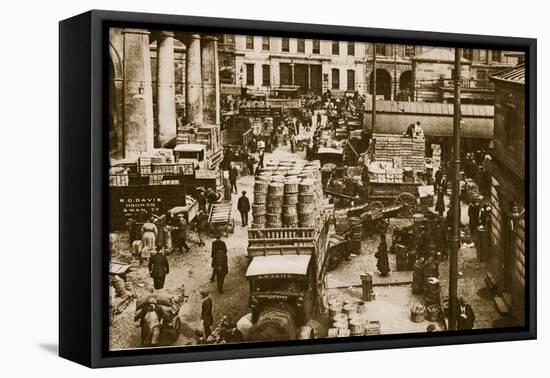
[395,193,417,218]
[367,201,385,212]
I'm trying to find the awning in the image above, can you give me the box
[246,255,311,277]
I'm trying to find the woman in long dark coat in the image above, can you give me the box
[375,233,390,276]
[435,188,446,216]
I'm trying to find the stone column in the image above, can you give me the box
[122,29,154,158]
[290,63,295,86]
[307,65,311,91]
[201,36,221,125]
[185,33,203,125]
[156,31,177,147]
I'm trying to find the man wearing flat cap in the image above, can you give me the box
[237,190,251,227]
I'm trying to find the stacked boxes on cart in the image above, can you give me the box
[251,160,324,229]
[369,134,426,183]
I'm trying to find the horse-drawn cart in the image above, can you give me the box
[208,201,235,236]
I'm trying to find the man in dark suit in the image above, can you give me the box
[457,297,476,330]
[200,290,213,338]
[148,249,169,290]
[210,234,228,293]
[237,191,251,227]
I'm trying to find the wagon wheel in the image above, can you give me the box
[395,192,417,218]
[367,201,385,212]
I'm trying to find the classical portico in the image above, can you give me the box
[109,29,221,160]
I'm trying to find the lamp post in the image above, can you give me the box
[448,47,462,331]
[372,43,377,133]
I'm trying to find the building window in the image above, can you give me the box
[347,42,355,56]
[375,43,386,56]
[312,39,320,54]
[331,68,340,89]
[282,38,290,52]
[492,50,502,62]
[347,69,355,91]
[224,34,235,45]
[332,41,340,55]
[262,36,270,51]
[246,64,254,85]
[463,48,474,61]
[262,64,271,86]
[297,39,305,53]
[280,63,292,86]
[246,35,254,50]
[404,45,415,57]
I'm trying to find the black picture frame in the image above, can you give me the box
[59,9,537,368]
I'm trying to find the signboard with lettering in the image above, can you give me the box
[110,184,186,229]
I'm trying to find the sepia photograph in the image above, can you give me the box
[107,27,527,351]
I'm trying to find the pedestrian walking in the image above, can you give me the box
[196,188,207,212]
[229,165,238,194]
[316,112,322,127]
[237,191,251,227]
[457,297,476,330]
[200,291,213,338]
[375,232,390,276]
[435,188,446,217]
[468,201,481,236]
[140,216,158,265]
[175,215,190,253]
[290,133,296,153]
[148,249,169,290]
[195,210,209,246]
[210,233,228,293]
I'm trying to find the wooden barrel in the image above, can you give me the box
[254,192,267,204]
[251,222,265,229]
[267,195,283,207]
[254,180,269,193]
[283,193,298,205]
[267,222,282,228]
[266,213,282,224]
[266,206,281,214]
[282,213,298,226]
[332,313,348,327]
[298,193,315,204]
[356,301,367,314]
[364,321,381,335]
[349,318,366,336]
[299,179,315,193]
[282,205,297,216]
[252,203,266,215]
[284,179,299,194]
[297,202,315,213]
[343,303,358,318]
[327,328,339,338]
[252,214,266,224]
[268,182,285,196]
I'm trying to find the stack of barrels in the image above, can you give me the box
[327,297,376,337]
[266,181,284,228]
[350,217,363,249]
[251,160,324,229]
